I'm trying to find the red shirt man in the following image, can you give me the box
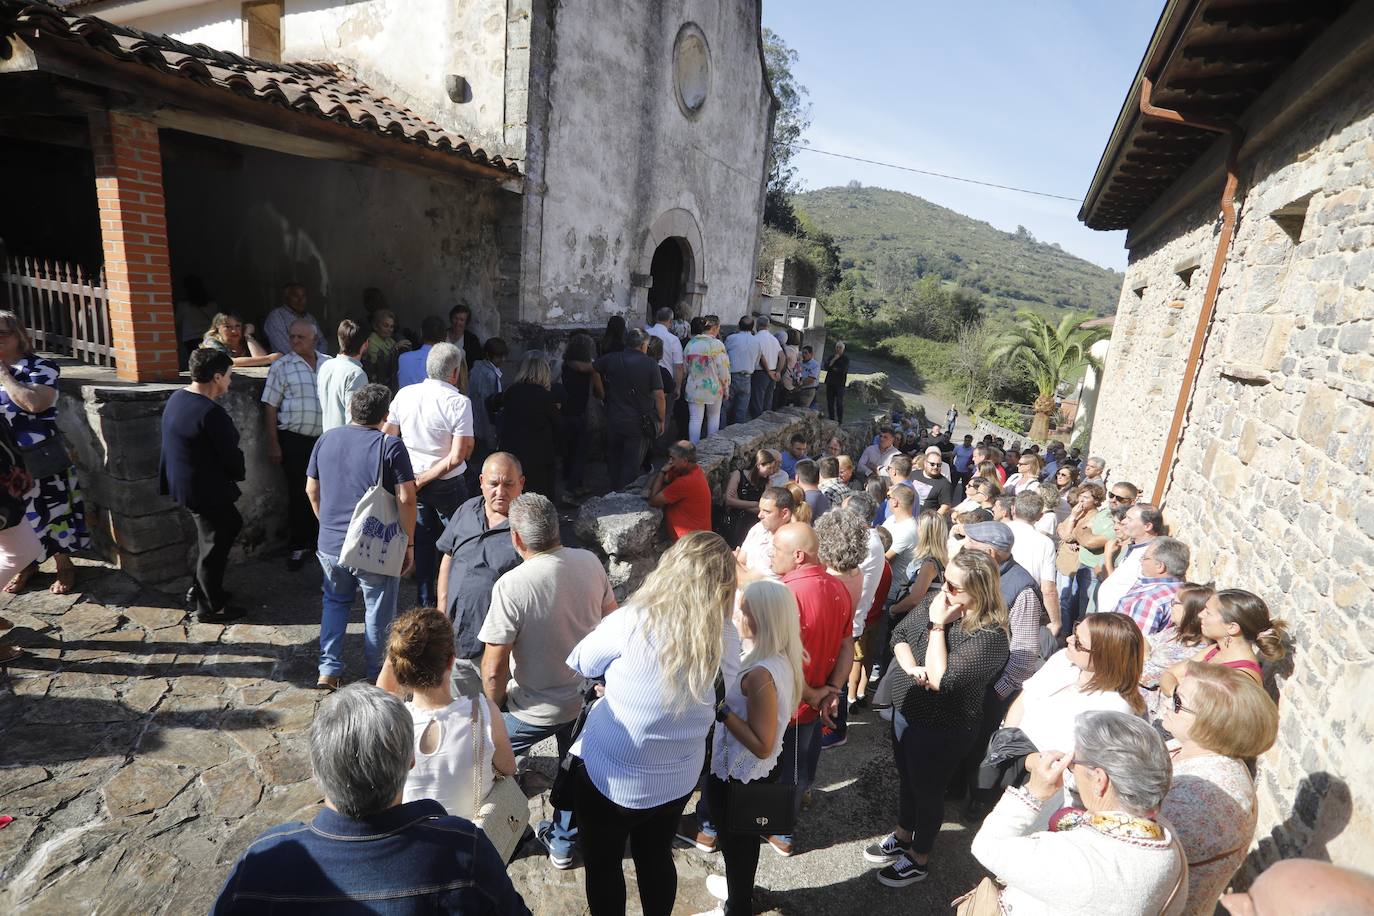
[644,441,712,539]
[769,523,854,725]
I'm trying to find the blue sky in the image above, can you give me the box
[761,1,1166,271]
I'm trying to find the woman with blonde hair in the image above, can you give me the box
[864,549,1010,888]
[498,349,559,497]
[1161,662,1280,915]
[201,311,279,367]
[1163,588,1286,692]
[784,481,812,525]
[385,608,521,856]
[568,531,741,916]
[698,579,805,915]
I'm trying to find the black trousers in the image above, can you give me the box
[278,429,318,551]
[606,430,649,491]
[825,384,845,423]
[706,774,764,916]
[893,717,978,854]
[188,503,242,615]
[574,764,691,916]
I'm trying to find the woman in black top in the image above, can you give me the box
[598,315,626,357]
[864,549,1009,889]
[824,341,850,423]
[560,333,602,496]
[158,348,247,622]
[497,350,561,498]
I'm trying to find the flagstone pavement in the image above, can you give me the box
[0,556,986,915]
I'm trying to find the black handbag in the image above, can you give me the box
[21,435,70,481]
[549,683,601,812]
[722,721,798,836]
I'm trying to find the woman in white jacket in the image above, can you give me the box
[970,710,1188,916]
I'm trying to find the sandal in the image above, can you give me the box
[49,564,76,596]
[0,645,26,665]
[3,563,37,595]
[315,676,341,692]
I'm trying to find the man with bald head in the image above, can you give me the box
[261,316,332,570]
[764,521,854,856]
[1223,859,1374,916]
[421,451,525,696]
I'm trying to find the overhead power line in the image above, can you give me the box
[781,143,1083,203]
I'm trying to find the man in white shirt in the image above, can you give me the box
[749,314,783,419]
[316,319,368,432]
[384,342,474,608]
[1006,491,1062,644]
[858,426,901,478]
[722,316,759,426]
[737,485,795,578]
[1096,503,1165,616]
[646,306,684,392]
[880,484,919,597]
[479,492,616,870]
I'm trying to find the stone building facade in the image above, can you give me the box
[92,0,776,333]
[1080,1,1374,877]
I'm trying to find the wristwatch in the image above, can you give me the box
[927,622,946,632]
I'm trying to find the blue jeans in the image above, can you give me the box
[726,372,752,426]
[414,475,467,609]
[771,719,822,843]
[749,369,775,419]
[504,713,577,855]
[317,552,400,681]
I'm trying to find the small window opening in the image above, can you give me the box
[243,1,283,62]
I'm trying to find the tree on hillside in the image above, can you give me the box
[990,311,1109,442]
[948,322,1004,412]
[762,28,811,233]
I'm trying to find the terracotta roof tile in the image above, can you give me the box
[1,0,521,178]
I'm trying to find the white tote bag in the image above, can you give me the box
[339,437,408,577]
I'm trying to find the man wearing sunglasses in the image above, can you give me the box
[1096,502,1166,618]
[911,446,956,517]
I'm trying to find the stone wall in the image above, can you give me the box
[56,362,285,586]
[575,407,876,599]
[1089,61,1374,874]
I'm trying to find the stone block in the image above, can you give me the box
[117,539,194,584]
[574,494,662,558]
[607,554,657,601]
[107,509,193,555]
[1296,384,1340,448]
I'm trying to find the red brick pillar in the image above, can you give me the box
[90,111,179,382]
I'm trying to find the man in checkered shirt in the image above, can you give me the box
[1114,537,1189,635]
[262,318,331,571]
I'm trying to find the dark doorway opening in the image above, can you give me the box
[647,237,691,322]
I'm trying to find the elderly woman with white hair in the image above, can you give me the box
[969,710,1188,915]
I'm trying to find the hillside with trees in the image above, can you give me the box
[793,185,1123,324]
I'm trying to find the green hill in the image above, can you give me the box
[792,185,1123,322]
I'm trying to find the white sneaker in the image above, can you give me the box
[706,874,729,902]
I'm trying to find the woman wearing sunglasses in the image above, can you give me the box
[970,710,1187,915]
[1160,663,1278,915]
[862,549,1009,888]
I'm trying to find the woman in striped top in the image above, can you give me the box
[567,531,742,916]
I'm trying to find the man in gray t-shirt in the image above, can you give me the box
[479,492,616,867]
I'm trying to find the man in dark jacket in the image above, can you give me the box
[593,328,664,489]
[159,348,245,623]
[213,684,530,915]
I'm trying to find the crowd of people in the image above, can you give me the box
[1,284,1356,914]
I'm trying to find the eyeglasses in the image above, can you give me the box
[1108,493,1130,502]
[942,579,963,595]
[1163,690,1194,715]
[1067,631,1093,653]
[0,328,16,338]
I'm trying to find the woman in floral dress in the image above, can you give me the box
[0,311,89,594]
[1160,662,1279,914]
[683,315,731,444]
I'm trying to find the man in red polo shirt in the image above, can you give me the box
[766,521,854,856]
[643,441,711,540]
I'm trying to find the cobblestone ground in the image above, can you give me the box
[0,557,985,915]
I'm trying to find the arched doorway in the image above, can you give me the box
[647,237,691,322]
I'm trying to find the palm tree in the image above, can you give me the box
[991,312,1110,442]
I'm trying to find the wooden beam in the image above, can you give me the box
[0,116,90,149]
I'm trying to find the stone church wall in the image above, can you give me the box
[1090,72,1374,875]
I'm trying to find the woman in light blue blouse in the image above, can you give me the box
[567,530,741,916]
